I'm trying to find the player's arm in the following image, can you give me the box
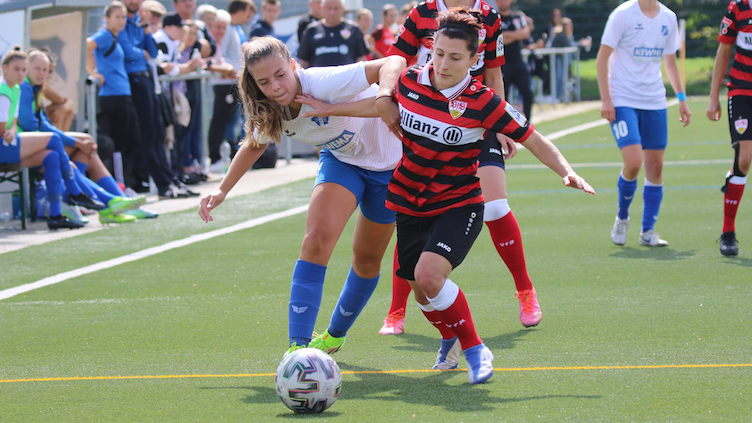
[596,44,614,123]
[663,53,691,126]
[708,43,733,121]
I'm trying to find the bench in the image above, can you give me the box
[0,163,30,229]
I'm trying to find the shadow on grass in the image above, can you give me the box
[391,329,533,355]
[720,256,752,268]
[207,364,601,413]
[609,247,696,261]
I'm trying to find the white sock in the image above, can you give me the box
[427,279,459,312]
[483,199,511,222]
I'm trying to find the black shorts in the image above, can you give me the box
[395,204,485,281]
[477,130,506,169]
[728,95,752,143]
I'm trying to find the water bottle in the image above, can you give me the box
[219,141,231,175]
[191,48,202,72]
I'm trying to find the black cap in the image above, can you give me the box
[162,13,183,28]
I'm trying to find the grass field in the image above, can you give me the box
[1,98,751,422]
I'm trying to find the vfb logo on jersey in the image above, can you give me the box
[478,28,486,44]
[449,99,468,119]
[735,118,748,134]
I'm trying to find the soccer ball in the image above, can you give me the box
[275,348,342,414]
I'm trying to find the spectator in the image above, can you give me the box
[496,0,534,120]
[356,9,375,60]
[250,0,281,38]
[548,17,591,102]
[297,0,323,44]
[546,8,562,42]
[207,0,254,171]
[139,0,166,33]
[195,4,218,57]
[205,10,236,79]
[371,4,397,59]
[174,0,214,58]
[298,0,369,68]
[397,2,415,29]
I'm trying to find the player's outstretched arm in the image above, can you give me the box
[523,131,596,195]
[664,54,691,127]
[198,142,268,223]
[707,43,733,122]
[298,94,379,118]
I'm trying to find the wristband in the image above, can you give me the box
[676,92,687,102]
[375,94,392,101]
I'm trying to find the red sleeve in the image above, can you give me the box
[482,7,505,68]
[480,89,534,142]
[387,7,422,60]
[719,1,738,44]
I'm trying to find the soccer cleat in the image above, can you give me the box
[67,192,106,211]
[283,342,305,358]
[611,216,629,245]
[308,330,346,355]
[639,229,668,247]
[99,209,137,224]
[378,308,405,335]
[463,343,494,384]
[107,196,144,215]
[719,231,739,256]
[47,214,85,230]
[61,204,89,225]
[124,208,159,219]
[432,337,461,370]
[515,289,542,328]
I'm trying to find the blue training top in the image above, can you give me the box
[119,14,158,74]
[18,80,77,147]
[91,28,131,97]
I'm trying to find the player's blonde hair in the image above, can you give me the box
[238,36,294,147]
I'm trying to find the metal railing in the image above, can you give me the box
[521,46,582,107]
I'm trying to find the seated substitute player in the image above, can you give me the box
[597,0,691,247]
[303,8,595,382]
[706,0,752,256]
[379,0,545,335]
[198,36,407,357]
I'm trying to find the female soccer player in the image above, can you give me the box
[379,0,544,334]
[707,1,752,256]
[597,0,691,247]
[0,48,101,229]
[198,36,407,356]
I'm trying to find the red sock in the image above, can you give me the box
[420,309,456,340]
[485,212,533,292]
[724,183,746,233]
[435,289,482,350]
[389,243,412,314]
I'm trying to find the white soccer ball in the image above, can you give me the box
[275,348,342,414]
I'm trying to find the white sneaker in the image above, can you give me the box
[61,204,89,224]
[208,162,223,174]
[432,337,461,370]
[464,343,494,384]
[639,229,668,247]
[611,216,629,245]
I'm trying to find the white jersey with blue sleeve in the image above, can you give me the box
[601,0,680,110]
[278,62,402,172]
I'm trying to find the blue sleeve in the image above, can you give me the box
[17,83,39,132]
[143,32,158,58]
[118,27,146,62]
[91,29,110,54]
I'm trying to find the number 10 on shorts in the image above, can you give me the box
[612,120,629,140]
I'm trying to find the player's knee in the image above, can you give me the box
[350,253,381,278]
[413,264,442,295]
[300,230,336,261]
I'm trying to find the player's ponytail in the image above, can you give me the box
[238,36,293,147]
[436,7,483,54]
[1,45,26,67]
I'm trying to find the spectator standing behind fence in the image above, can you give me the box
[250,0,281,38]
[356,9,376,60]
[174,0,213,58]
[298,0,370,68]
[298,0,323,45]
[207,0,254,171]
[371,4,397,59]
[496,0,534,120]
[196,4,218,57]
[139,0,166,33]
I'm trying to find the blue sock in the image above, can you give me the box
[73,168,97,199]
[642,181,663,232]
[97,176,126,197]
[617,172,638,220]
[42,151,63,217]
[74,161,88,175]
[327,267,380,338]
[289,260,327,346]
[46,134,80,196]
[81,173,116,204]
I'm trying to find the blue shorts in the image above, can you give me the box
[314,149,396,224]
[612,107,668,150]
[0,134,21,164]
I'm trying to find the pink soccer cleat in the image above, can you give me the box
[378,308,405,335]
[515,289,542,328]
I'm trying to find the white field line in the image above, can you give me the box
[508,158,730,170]
[0,205,309,301]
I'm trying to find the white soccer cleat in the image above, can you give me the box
[639,229,668,247]
[464,343,494,384]
[611,216,629,245]
[432,337,461,370]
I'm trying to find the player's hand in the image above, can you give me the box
[601,98,615,124]
[297,94,335,118]
[562,173,596,195]
[496,133,518,159]
[198,189,226,223]
[376,96,402,138]
[92,73,105,86]
[76,138,96,156]
[679,101,691,127]
[3,128,15,143]
[706,98,721,122]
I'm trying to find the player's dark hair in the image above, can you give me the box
[436,7,482,54]
[229,0,256,15]
[238,36,293,147]
[1,45,26,67]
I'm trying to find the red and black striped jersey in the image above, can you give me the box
[387,65,533,217]
[387,0,505,83]
[719,0,752,97]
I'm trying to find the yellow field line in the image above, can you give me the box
[2,363,751,384]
